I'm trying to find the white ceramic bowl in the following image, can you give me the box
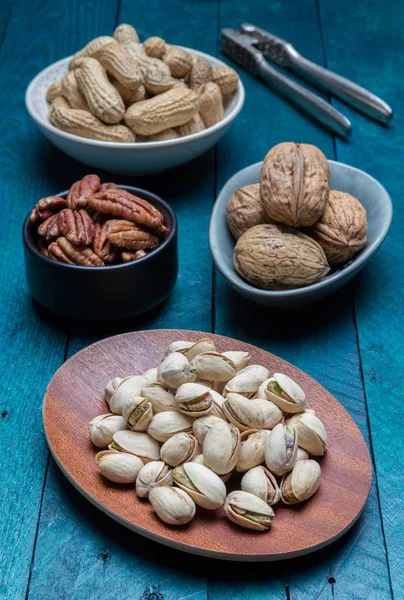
[210,161,392,307]
[25,48,244,175]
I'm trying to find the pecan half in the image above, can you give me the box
[88,188,164,229]
[99,182,119,193]
[36,195,67,219]
[105,219,159,250]
[30,208,41,225]
[58,208,95,246]
[93,222,120,263]
[121,249,147,263]
[36,237,49,257]
[37,214,61,241]
[66,174,101,210]
[48,237,104,266]
[154,224,170,238]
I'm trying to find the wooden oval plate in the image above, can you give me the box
[43,330,371,561]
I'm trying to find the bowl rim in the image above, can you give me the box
[25,47,245,150]
[209,159,393,299]
[23,185,177,271]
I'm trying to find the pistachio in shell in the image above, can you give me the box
[265,423,298,476]
[203,419,240,475]
[223,393,283,432]
[234,224,330,290]
[160,432,198,467]
[136,460,173,498]
[89,413,127,448]
[96,450,143,483]
[260,142,330,227]
[147,410,193,443]
[149,486,196,525]
[173,462,226,510]
[224,490,275,531]
[280,459,321,504]
[241,465,281,506]
[264,373,306,413]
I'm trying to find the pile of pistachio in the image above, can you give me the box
[89,338,327,531]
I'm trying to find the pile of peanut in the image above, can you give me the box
[29,175,169,266]
[46,24,240,143]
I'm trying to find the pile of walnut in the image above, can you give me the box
[89,337,327,530]
[46,24,239,143]
[29,175,169,266]
[227,142,368,290]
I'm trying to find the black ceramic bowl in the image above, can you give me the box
[23,186,178,320]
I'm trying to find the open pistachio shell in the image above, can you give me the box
[203,420,240,475]
[110,430,160,462]
[160,432,198,467]
[122,396,153,432]
[89,413,127,448]
[149,486,196,525]
[105,376,128,403]
[280,459,321,504]
[157,352,196,390]
[175,382,213,417]
[241,465,281,506]
[224,365,271,398]
[109,375,148,415]
[292,413,327,456]
[135,460,173,498]
[265,423,298,476]
[236,429,270,472]
[223,393,283,432]
[164,341,194,356]
[96,450,143,483]
[147,411,193,443]
[264,373,306,413]
[224,490,275,531]
[185,337,216,362]
[141,382,177,413]
[221,351,251,372]
[192,414,224,445]
[173,462,226,510]
[192,352,236,383]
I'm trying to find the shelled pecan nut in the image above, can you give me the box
[105,219,159,250]
[37,214,61,241]
[36,237,49,257]
[99,182,119,193]
[93,222,120,263]
[58,208,95,246]
[48,237,104,266]
[36,196,67,220]
[66,174,101,210]
[88,188,164,229]
[121,249,147,262]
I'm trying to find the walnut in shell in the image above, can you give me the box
[308,190,367,264]
[226,184,271,240]
[234,224,330,290]
[260,142,330,227]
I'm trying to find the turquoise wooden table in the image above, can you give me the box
[0,0,403,598]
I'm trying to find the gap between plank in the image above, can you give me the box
[316,0,394,596]
[351,287,395,600]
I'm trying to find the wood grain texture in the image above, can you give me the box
[43,330,371,560]
[212,0,392,598]
[318,1,404,597]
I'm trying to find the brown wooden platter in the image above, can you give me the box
[43,330,372,561]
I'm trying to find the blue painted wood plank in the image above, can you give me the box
[0,0,122,596]
[211,0,392,599]
[318,1,404,597]
[0,0,122,598]
[27,1,216,598]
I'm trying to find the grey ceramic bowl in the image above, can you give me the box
[209,161,392,307]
